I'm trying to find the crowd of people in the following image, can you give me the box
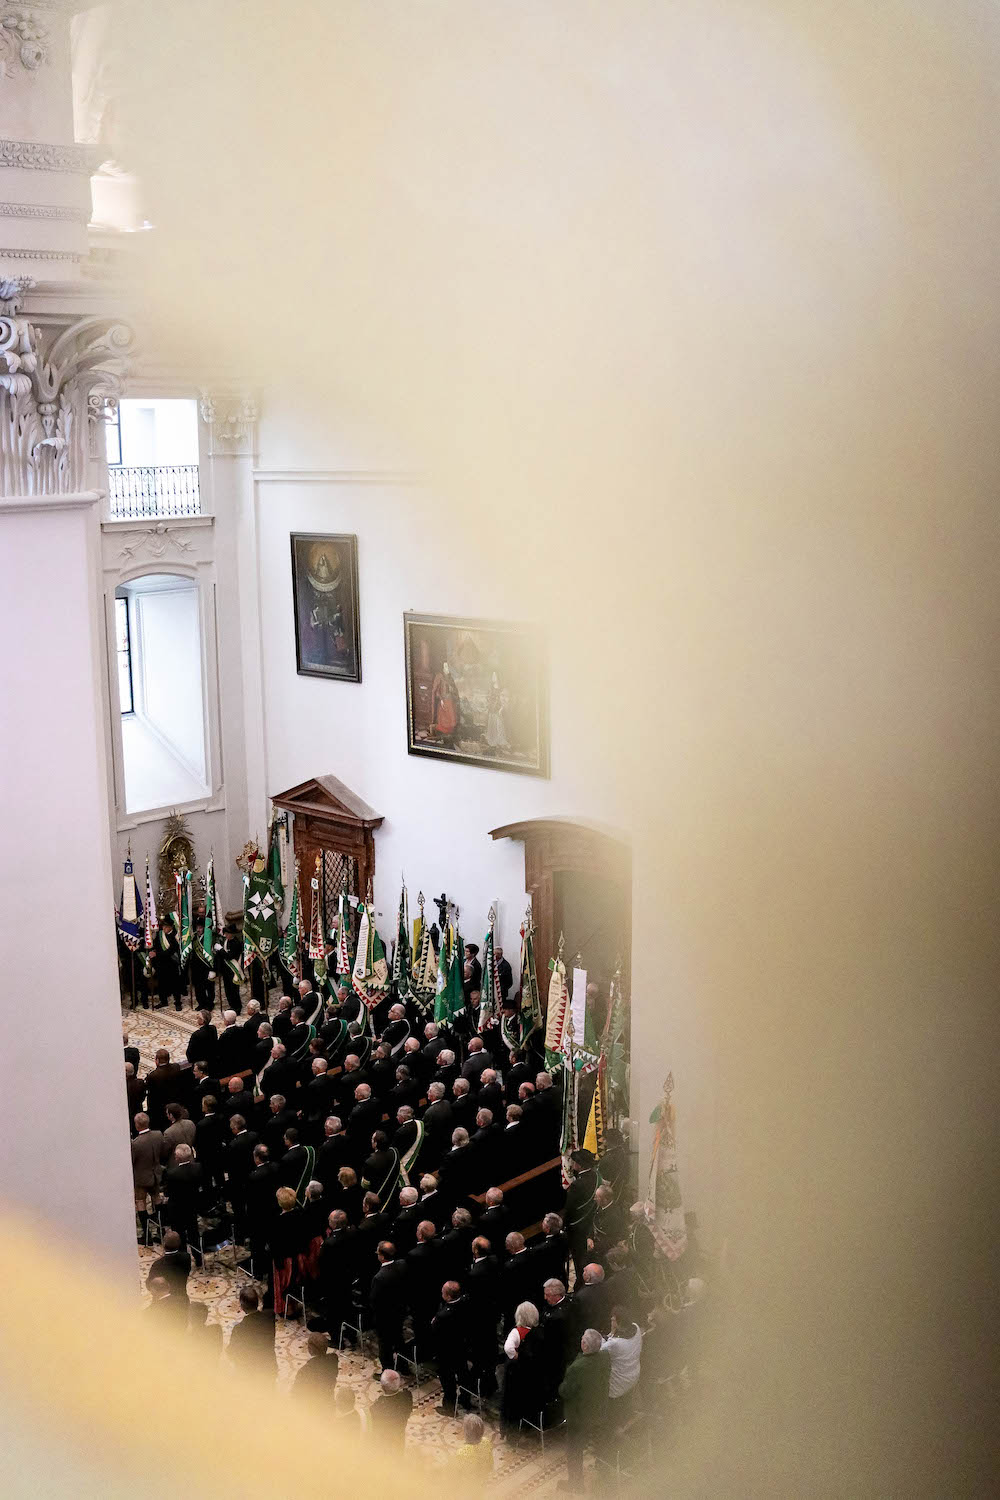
[129,968,708,1489]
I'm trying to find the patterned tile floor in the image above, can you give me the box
[126,1001,572,1494]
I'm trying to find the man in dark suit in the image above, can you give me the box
[477,1069,505,1124]
[224,1073,254,1121]
[449,1077,477,1134]
[191,1061,221,1112]
[405,1219,444,1352]
[391,1106,424,1184]
[369,1368,413,1451]
[438,1128,477,1211]
[362,1131,400,1210]
[460,1036,491,1085]
[469,1107,503,1189]
[186,1010,218,1070]
[419,1082,453,1171]
[270,995,294,1042]
[194,1095,228,1196]
[353,1193,391,1286]
[346,1084,382,1159]
[527,1211,570,1302]
[420,1021,449,1069]
[146,1229,191,1297]
[227,1287,277,1374]
[432,1049,459,1094]
[495,946,514,1002]
[571,1262,611,1338]
[370,1240,409,1374]
[161,1143,203,1257]
[244,1142,281,1276]
[501,1231,535,1330]
[539,1276,573,1398]
[367,1043,396,1101]
[315,1115,352,1190]
[505,1049,534,1103]
[317,1208,357,1341]
[225,1114,260,1230]
[302,1058,337,1140]
[259,1041,297,1101]
[501,1103,529,1176]
[462,943,482,1002]
[565,1149,599,1283]
[400,1035,432,1091]
[466,1236,501,1396]
[260,1093,297,1158]
[216,1010,252,1079]
[523,1070,562,1155]
[389,1186,422,1256]
[477,1188,512,1259]
[387,1064,419,1115]
[123,1026,140,1072]
[219,925,244,1015]
[437,1206,476,1286]
[333,1054,368,1116]
[125,1063,145,1131]
[144,1049,186,1132]
[432,1281,472,1414]
[279,1127,312,1193]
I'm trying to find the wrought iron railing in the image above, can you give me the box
[107,464,201,520]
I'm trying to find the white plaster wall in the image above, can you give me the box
[0,498,135,1273]
[252,467,629,959]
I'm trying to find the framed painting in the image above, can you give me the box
[290,533,362,683]
[403,612,549,777]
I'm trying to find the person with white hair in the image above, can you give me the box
[558,1328,612,1492]
[216,1007,252,1076]
[449,1412,494,1477]
[500,1300,543,1432]
[161,1140,203,1259]
[369,1366,413,1452]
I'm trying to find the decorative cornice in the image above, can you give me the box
[0,201,87,222]
[0,246,82,261]
[114,522,196,563]
[0,138,102,174]
[253,467,420,485]
[0,488,101,515]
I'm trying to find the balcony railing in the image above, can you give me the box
[107,464,202,520]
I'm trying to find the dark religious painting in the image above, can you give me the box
[290,533,361,682]
[404,612,548,777]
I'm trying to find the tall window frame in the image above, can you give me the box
[114,595,134,716]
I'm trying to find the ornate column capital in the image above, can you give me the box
[0,278,135,495]
[199,390,258,457]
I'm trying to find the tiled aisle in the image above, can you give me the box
[127,1002,570,1494]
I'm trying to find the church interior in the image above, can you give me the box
[1,3,997,1496]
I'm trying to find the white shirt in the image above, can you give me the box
[602,1323,642,1398]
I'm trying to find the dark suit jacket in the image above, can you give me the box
[224,1088,254,1120]
[124,1044,141,1072]
[571,1279,611,1337]
[370,1257,409,1319]
[195,1111,229,1172]
[315,1131,353,1189]
[432,1294,471,1363]
[406,1238,444,1315]
[228,1309,277,1367]
[225,1129,261,1198]
[144,1063,186,1130]
[501,1249,535,1322]
[477,1081,505,1121]
[186,1023,218,1069]
[245,1161,281,1232]
[162,1159,203,1225]
[318,1226,358,1296]
[389,1204,422,1257]
[465,1255,501,1338]
[477,1205,512,1259]
[460,1050,491,1084]
[369,1387,413,1449]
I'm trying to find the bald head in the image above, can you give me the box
[583,1263,605,1285]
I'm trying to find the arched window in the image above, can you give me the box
[115,573,209,814]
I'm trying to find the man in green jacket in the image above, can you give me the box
[558,1327,611,1492]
